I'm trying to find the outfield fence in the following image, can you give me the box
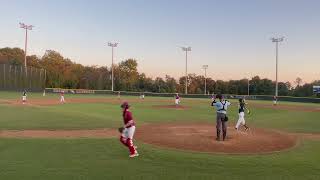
[45,88,320,103]
[0,64,46,91]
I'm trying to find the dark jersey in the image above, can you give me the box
[239,102,245,113]
[22,91,27,96]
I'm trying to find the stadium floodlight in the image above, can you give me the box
[108,42,118,92]
[270,36,284,97]
[202,65,208,95]
[19,22,34,70]
[181,46,191,94]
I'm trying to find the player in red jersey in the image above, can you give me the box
[119,102,139,158]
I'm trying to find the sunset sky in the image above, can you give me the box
[0,0,319,84]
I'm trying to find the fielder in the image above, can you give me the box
[175,93,180,105]
[119,102,139,158]
[235,98,250,131]
[273,96,278,106]
[22,90,27,104]
[211,94,231,141]
[140,93,145,100]
[60,91,65,103]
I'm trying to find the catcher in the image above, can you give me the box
[235,98,250,131]
[118,101,139,158]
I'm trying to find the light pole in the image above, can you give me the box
[202,65,208,95]
[19,22,34,72]
[247,78,250,96]
[181,46,191,94]
[271,37,284,97]
[108,42,118,92]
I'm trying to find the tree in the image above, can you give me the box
[295,77,302,87]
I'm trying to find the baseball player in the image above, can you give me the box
[60,91,65,103]
[22,90,27,104]
[211,94,215,101]
[211,94,231,141]
[117,91,121,99]
[175,93,180,106]
[235,98,250,131]
[119,102,139,158]
[273,96,278,106]
[140,93,145,100]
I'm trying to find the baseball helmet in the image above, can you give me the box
[216,94,223,99]
[120,101,130,109]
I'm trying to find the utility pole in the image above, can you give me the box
[202,65,208,95]
[181,46,191,94]
[19,22,34,74]
[108,42,118,91]
[271,37,284,97]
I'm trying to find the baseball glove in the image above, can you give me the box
[247,109,251,114]
[118,127,125,133]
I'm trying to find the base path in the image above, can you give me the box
[135,123,298,154]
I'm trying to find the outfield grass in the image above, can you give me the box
[0,139,320,180]
[0,91,320,180]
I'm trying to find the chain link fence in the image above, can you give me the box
[0,64,46,91]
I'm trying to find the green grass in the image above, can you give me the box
[0,91,320,180]
[1,92,319,132]
[0,138,319,180]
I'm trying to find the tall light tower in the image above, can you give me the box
[108,42,118,92]
[247,77,250,96]
[181,46,191,94]
[202,65,208,95]
[271,37,284,97]
[19,22,34,71]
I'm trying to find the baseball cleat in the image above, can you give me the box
[129,153,139,158]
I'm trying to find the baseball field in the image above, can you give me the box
[0,91,320,180]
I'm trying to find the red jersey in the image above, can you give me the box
[175,95,180,99]
[60,92,64,96]
[123,109,135,128]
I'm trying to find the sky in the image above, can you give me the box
[0,0,319,83]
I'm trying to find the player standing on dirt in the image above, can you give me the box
[60,90,65,103]
[273,96,278,106]
[175,93,180,106]
[235,98,250,131]
[22,90,27,104]
[211,94,231,141]
[119,102,139,158]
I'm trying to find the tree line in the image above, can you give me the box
[0,47,319,97]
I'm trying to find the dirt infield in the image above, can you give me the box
[1,123,320,154]
[152,105,189,110]
[135,123,298,154]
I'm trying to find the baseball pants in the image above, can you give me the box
[120,126,137,155]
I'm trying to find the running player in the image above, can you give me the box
[235,98,250,131]
[22,90,27,104]
[175,93,180,106]
[119,102,139,158]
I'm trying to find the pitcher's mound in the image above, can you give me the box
[136,123,297,154]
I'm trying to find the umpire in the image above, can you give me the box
[211,94,231,141]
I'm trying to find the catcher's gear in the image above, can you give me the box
[118,127,125,133]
